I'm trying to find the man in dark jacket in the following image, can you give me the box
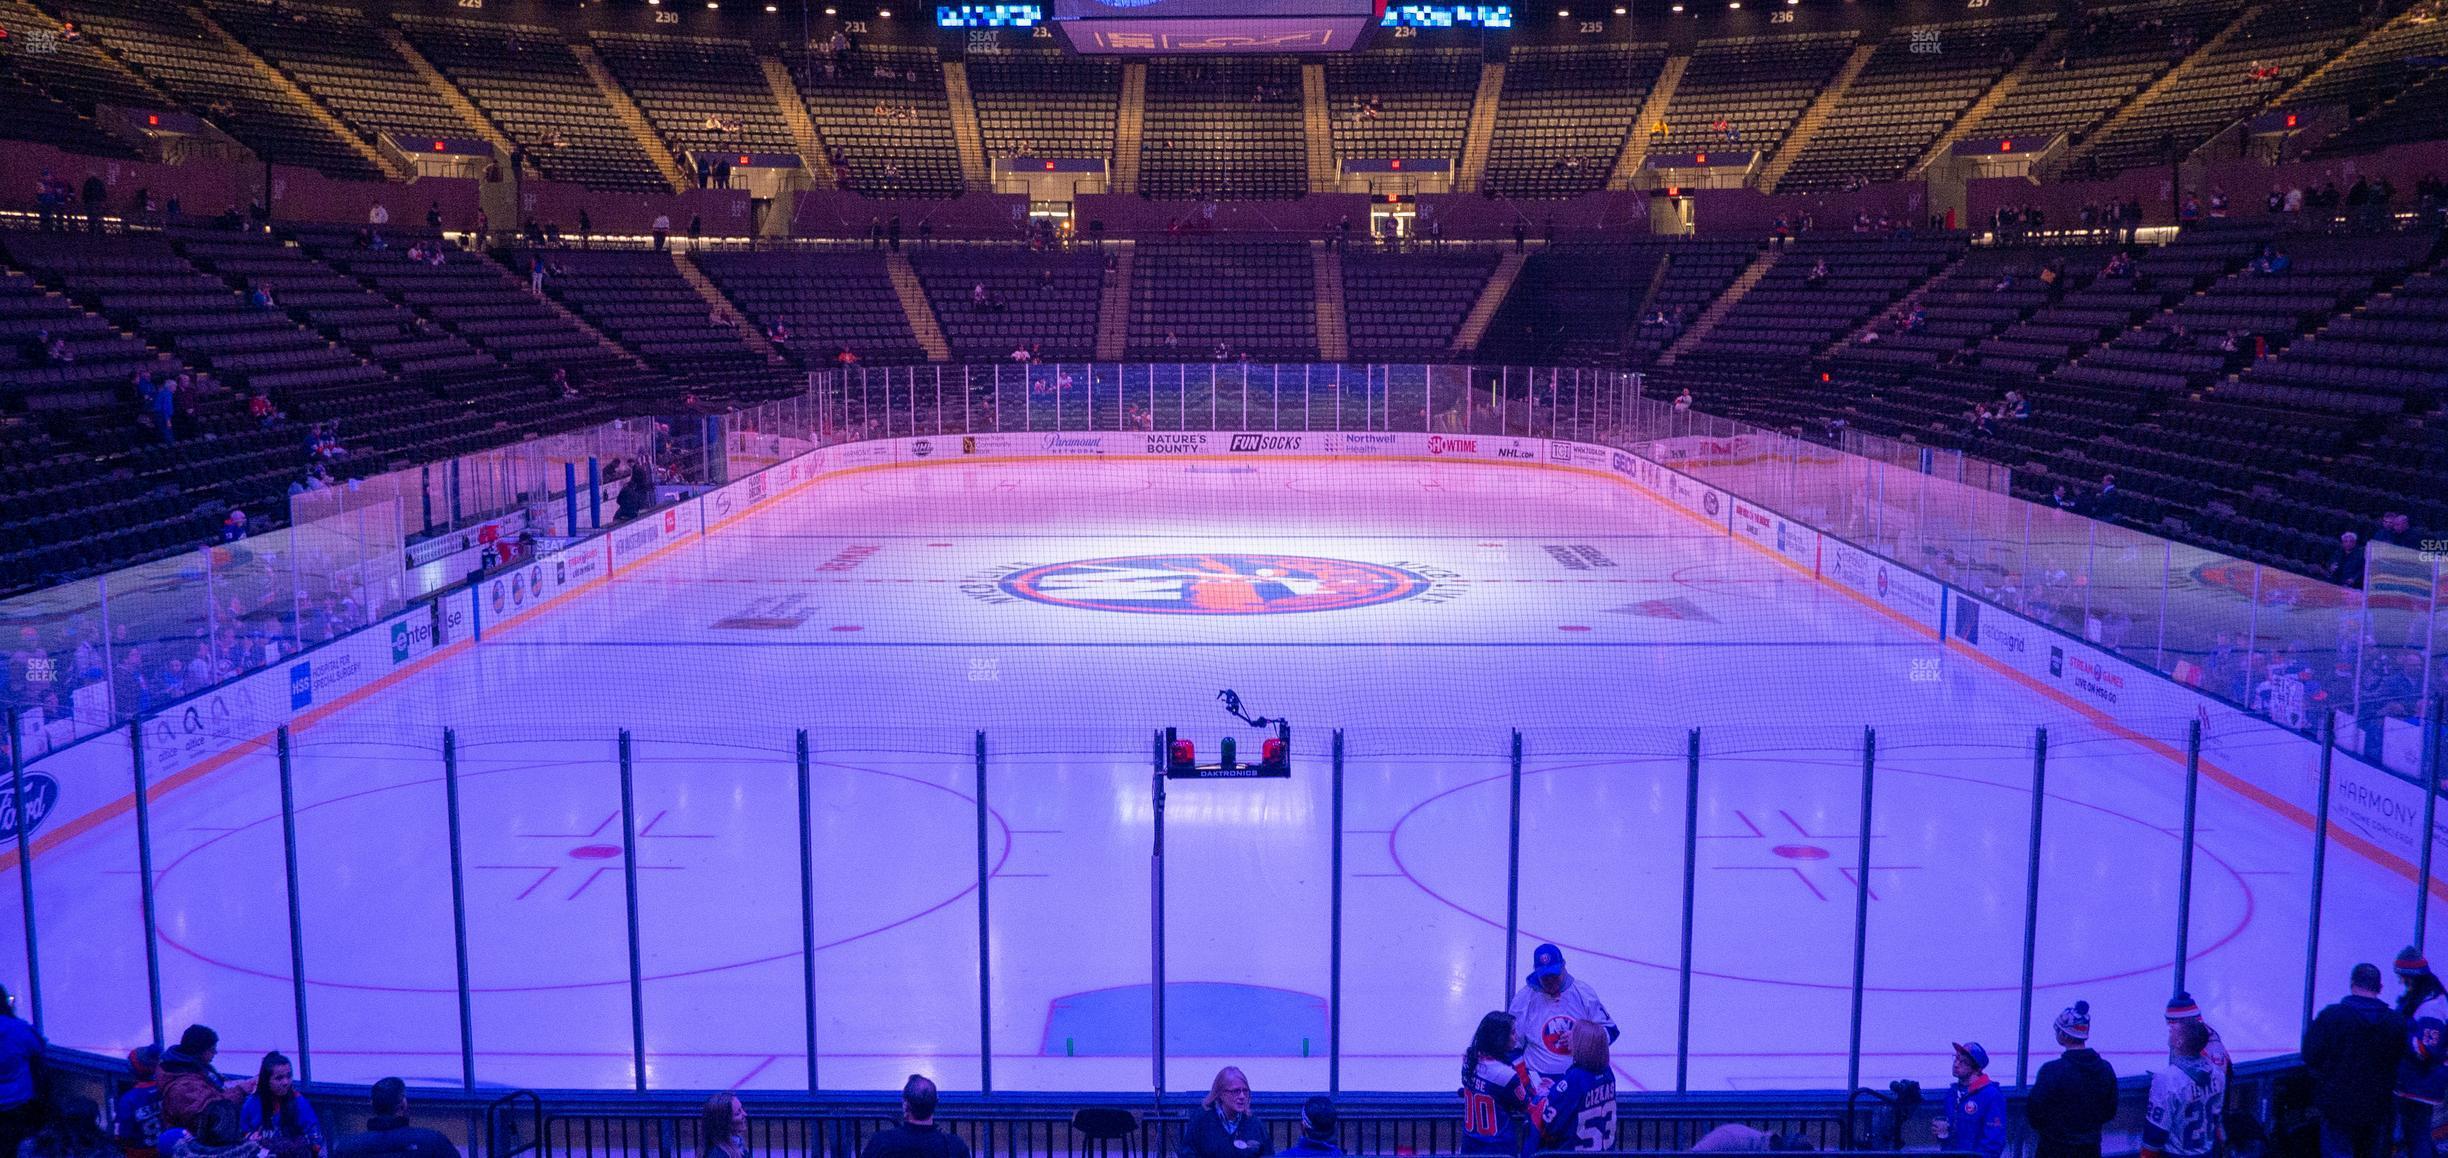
[859,1075,968,1158]
[158,1025,249,1133]
[2305,964,2405,1158]
[333,1078,459,1158]
[2028,1001,2119,1158]
[1281,1098,1341,1157]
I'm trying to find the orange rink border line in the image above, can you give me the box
[9,446,2433,902]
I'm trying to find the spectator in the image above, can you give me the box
[652,214,672,252]
[2145,1020,2224,1158]
[160,1026,251,1133]
[1506,943,1617,1081]
[425,202,442,229]
[2306,963,2406,1158]
[81,174,107,234]
[2166,992,2230,1078]
[2372,512,2413,548]
[1537,1021,1618,1152]
[221,509,249,544]
[368,204,389,226]
[2396,950,2448,1158]
[1281,1099,1339,1158]
[34,170,64,232]
[857,1075,967,1158]
[239,1053,322,1158]
[613,461,653,524]
[0,986,42,1158]
[2027,1003,2117,1158]
[1177,1068,1267,1158]
[696,1093,746,1158]
[1804,259,1829,287]
[116,1047,164,1158]
[1934,1042,2007,1158]
[688,215,703,248]
[24,1096,115,1158]
[173,1103,265,1158]
[1673,389,1693,416]
[2332,532,2366,589]
[2089,475,2121,522]
[889,215,903,253]
[330,1079,456,1158]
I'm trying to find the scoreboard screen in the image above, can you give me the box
[1050,0,1383,53]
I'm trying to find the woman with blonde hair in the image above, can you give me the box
[1177,1067,1269,1158]
[1537,1021,1617,1152]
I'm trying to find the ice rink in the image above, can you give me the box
[12,456,2412,1096]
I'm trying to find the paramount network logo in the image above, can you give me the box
[1040,434,1102,454]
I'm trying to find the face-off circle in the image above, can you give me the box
[998,553,1432,615]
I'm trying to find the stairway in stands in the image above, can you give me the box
[760,53,837,191]
[1302,63,1337,193]
[1759,43,1877,192]
[1659,249,1778,365]
[941,60,992,192]
[1456,61,1505,193]
[190,3,402,179]
[674,253,787,366]
[884,253,951,362]
[1114,63,1147,195]
[1450,250,1529,355]
[1312,244,1349,361]
[571,42,689,193]
[1095,242,1135,361]
[1914,30,2058,175]
[1612,53,1688,188]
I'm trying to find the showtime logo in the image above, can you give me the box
[1427,436,1478,456]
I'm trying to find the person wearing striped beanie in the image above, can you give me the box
[2166,991,2231,1079]
[2028,1002,2118,1158]
[2394,949,2448,1158]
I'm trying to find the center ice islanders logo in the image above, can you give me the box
[999,554,1431,615]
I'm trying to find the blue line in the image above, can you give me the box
[482,639,1935,649]
[713,533,1718,542]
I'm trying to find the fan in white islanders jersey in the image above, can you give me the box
[1507,943,1620,1079]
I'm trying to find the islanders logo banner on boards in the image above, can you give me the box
[998,554,1430,615]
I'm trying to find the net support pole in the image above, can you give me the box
[2173,719,2203,993]
[975,730,993,1095]
[1676,728,1700,1094]
[798,729,820,1092]
[1846,726,1876,1095]
[617,729,648,1090]
[2418,695,2443,949]
[6,710,40,1036]
[129,719,164,1047]
[2304,714,2336,1039]
[276,725,310,1080]
[1151,728,1169,1103]
[2014,726,2048,1087]
[1504,729,1524,1001]
[442,728,476,1090]
[1330,728,1346,1095]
